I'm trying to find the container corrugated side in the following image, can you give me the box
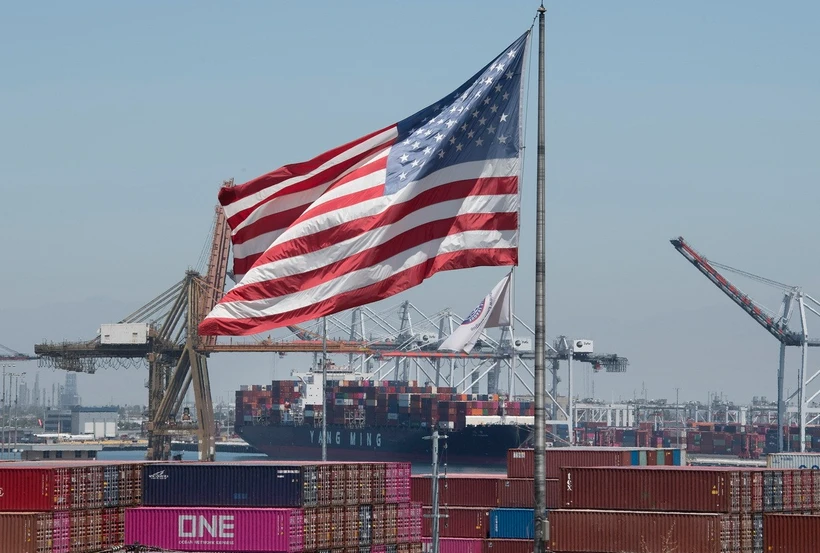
[141,463,306,507]
[482,539,533,553]
[507,447,686,478]
[0,468,55,511]
[412,475,500,507]
[767,453,820,469]
[421,507,490,538]
[549,509,728,553]
[0,512,52,553]
[488,508,534,539]
[422,537,483,553]
[496,478,560,508]
[125,507,304,552]
[763,513,820,553]
[560,466,740,513]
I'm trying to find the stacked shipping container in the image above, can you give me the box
[0,461,143,553]
[550,465,820,553]
[128,461,423,553]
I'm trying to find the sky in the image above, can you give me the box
[1,1,819,409]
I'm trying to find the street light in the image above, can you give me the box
[0,364,15,459]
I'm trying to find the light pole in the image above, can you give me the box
[1,364,15,459]
[13,373,25,454]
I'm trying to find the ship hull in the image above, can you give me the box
[237,423,531,465]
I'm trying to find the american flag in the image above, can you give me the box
[199,31,530,336]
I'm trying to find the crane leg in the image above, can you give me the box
[778,343,786,453]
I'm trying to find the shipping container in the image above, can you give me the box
[142,463,311,507]
[767,452,820,469]
[506,447,685,479]
[496,478,559,508]
[421,507,490,539]
[549,509,739,553]
[559,466,763,513]
[412,475,500,507]
[0,512,53,553]
[125,507,304,552]
[482,539,532,553]
[421,538,483,553]
[763,513,820,553]
[488,509,534,539]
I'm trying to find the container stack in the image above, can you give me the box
[0,461,143,553]
[128,461,423,553]
[549,465,820,553]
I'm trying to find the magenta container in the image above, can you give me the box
[423,538,484,553]
[125,507,304,552]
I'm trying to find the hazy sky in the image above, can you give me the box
[1,2,818,408]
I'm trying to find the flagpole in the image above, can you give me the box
[322,315,328,462]
[508,268,516,400]
[533,5,548,553]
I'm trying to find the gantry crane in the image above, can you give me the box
[0,344,37,362]
[34,179,629,461]
[671,236,820,452]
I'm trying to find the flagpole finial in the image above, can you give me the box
[538,3,545,13]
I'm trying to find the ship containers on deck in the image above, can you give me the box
[763,513,820,553]
[506,446,686,479]
[422,507,490,538]
[488,508,534,539]
[125,507,304,553]
[422,537,483,553]
[548,509,738,553]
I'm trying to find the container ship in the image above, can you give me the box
[235,367,558,464]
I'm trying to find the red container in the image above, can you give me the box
[496,478,560,508]
[422,507,490,538]
[508,448,632,479]
[125,507,305,552]
[764,513,820,553]
[0,513,53,553]
[549,509,738,553]
[422,537,483,553]
[560,466,757,513]
[412,475,500,507]
[482,539,533,553]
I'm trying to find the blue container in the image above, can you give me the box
[489,508,534,539]
[142,463,311,507]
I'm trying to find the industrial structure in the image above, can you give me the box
[33,181,629,461]
[672,236,820,452]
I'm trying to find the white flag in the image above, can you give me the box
[439,273,512,353]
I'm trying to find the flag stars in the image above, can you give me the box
[412,141,421,149]
[400,153,409,163]
[498,134,508,144]
[472,110,480,118]
[483,97,491,105]
[495,62,505,72]
[479,117,487,126]
[475,138,484,147]
[490,104,499,113]
[437,150,446,159]
[434,133,444,143]
[507,50,516,58]
[399,172,407,181]
[500,113,508,122]
[502,92,510,100]
[449,136,456,145]
[487,124,496,134]
[423,146,432,155]
[467,130,475,139]
[456,143,463,152]
[460,124,468,131]
[411,159,420,168]
[445,120,456,128]
[494,84,502,93]
[505,71,513,80]
[450,105,458,113]
[424,129,433,136]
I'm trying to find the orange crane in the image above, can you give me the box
[671,236,820,452]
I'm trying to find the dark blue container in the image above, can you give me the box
[142,463,310,507]
[489,508,534,539]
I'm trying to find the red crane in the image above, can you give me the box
[671,236,820,452]
[0,343,37,362]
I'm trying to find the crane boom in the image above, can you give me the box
[671,237,804,346]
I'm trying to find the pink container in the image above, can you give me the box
[125,507,304,552]
[423,537,484,553]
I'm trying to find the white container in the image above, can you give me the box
[99,323,149,345]
[767,452,820,469]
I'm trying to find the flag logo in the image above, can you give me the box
[463,299,487,325]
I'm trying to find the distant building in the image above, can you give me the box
[44,409,72,433]
[59,374,81,407]
[71,406,118,438]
